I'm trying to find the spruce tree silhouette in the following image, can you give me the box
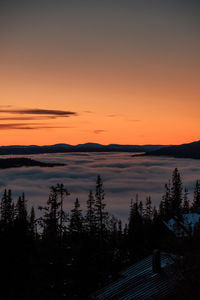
[85,190,96,234]
[192,180,200,212]
[171,168,183,218]
[95,175,107,239]
[53,183,70,238]
[69,198,83,234]
[182,188,190,213]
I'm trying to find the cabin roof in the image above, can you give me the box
[164,213,200,237]
[90,252,176,300]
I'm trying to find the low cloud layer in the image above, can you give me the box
[1,153,200,221]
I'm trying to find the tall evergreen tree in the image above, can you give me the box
[159,199,164,217]
[161,182,171,219]
[85,190,96,234]
[95,175,107,237]
[0,189,14,225]
[152,206,158,221]
[53,184,70,236]
[123,223,128,237]
[16,193,27,222]
[182,188,190,214]
[30,206,36,235]
[118,219,122,239]
[128,198,144,259]
[39,186,61,240]
[171,168,183,217]
[192,180,200,212]
[108,215,118,235]
[145,196,152,219]
[138,200,144,217]
[69,198,83,234]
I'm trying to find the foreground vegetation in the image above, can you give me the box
[0,169,200,299]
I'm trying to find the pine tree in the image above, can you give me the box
[39,186,61,240]
[30,206,36,235]
[171,168,183,217]
[118,219,122,238]
[0,189,14,225]
[1,189,7,222]
[159,199,164,217]
[16,193,27,222]
[182,188,190,214]
[69,198,83,234]
[152,206,158,221]
[123,223,128,237]
[53,184,70,236]
[161,182,172,219]
[85,190,96,234]
[108,215,118,234]
[95,175,107,237]
[138,200,143,216]
[128,198,144,259]
[192,180,200,212]
[128,199,136,233]
[145,196,152,219]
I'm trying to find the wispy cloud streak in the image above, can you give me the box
[0,124,73,130]
[0,108,77,117]
[94,130,107,134]
[0,117,58,121]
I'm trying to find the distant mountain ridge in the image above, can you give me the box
[0,143,168,155]
[137,140,200,159]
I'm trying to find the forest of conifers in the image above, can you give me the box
[1,168,200,299]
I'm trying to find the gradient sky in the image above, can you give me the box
[0,0,199,145]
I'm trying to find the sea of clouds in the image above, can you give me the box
[0,152,200,221]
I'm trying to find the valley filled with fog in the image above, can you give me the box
[1,152,200,221]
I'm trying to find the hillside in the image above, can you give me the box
[140,140,200,159]
[0,143,168,155]
[0,157,65,169]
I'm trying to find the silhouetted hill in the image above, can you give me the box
[0,157,65,169]
[0,143,168,155]
[137,140,200,159]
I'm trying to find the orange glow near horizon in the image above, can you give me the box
[0,1,199,146]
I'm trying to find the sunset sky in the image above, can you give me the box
[0,0,199,146]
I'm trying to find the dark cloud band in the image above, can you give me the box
[0,123,72,130]
[0,116,57,121]
[0,108,77,117]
